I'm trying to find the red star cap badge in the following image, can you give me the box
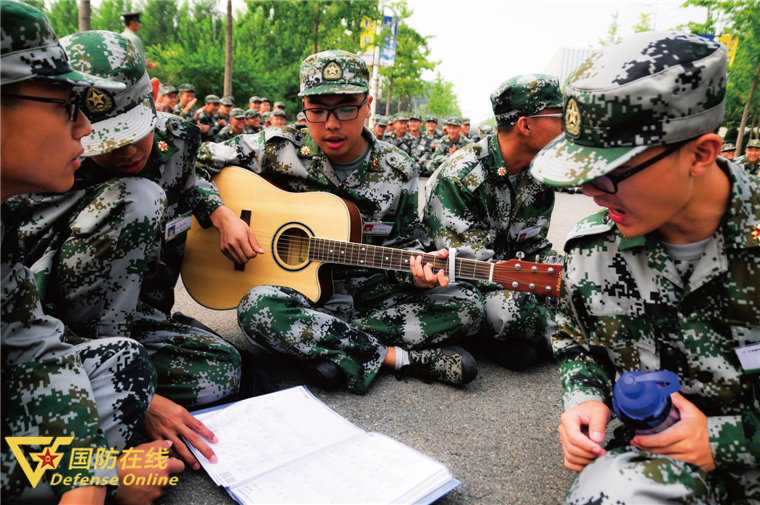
[752,223,760,241]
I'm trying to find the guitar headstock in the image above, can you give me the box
[492,259,563,298]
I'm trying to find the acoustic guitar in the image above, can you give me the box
[181,167,563,310]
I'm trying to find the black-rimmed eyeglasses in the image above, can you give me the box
[589,141,688,194]
[302,95,369,123]
[4,93,82,122]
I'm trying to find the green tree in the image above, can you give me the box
[632,12,653,33]
[92,0,133,32]
[140,0,179,48]
[681,0,760,151]
[421,72,461,119]
[599,11,622,46]
[47,0,79,38]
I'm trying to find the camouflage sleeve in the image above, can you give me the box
[425,168,495,262]
[553,251,615,411]
[707,413,760,469]
[2,260,115,496]
[179,127,223,228]
[196,131,268,177]
[428,144,447,173]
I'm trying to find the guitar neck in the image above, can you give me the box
[308,237,494,282]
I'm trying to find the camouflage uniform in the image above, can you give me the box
[530,31,759,503]
[198,94,222,141]
[735,139,760,176]
[383,130,417,156]
[1,3,155,499]
[173,83,198,120]
[427,129,472,173]
[197,50,484,394]
[425,135,557,354]
[18,31,240,408]
[216,108,253,142]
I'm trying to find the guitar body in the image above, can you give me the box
[181,167,362,310]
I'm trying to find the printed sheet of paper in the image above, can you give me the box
[231,432,451,504]
[189,386,363,488]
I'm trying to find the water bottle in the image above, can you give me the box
[613,371,681,436]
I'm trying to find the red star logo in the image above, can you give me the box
[158,141,168,152]
[372,158,379,167]
[497,167,507,177]
[300,146,311,156]
[752,223,760,241]
[30,448,62,470]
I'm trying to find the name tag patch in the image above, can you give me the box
[362,222,394,237]
[165,211,192,241]
[516,225,542,242]
[735,342,760,374]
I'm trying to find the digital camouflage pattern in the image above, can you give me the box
[17,114,240,407]
[299,49,370,96]
[197,126,485,393]
[490,74,561,127]
[61,31,156,156]
[413,131,442,175]
[383,130,417,156]
[554,161,759,502]
[1,202,156,498]
[531,32,726,188]
[173,102,197,120]
[425,135,557,354]
[0,0,123,90]
[216,123,254,142]
[198,109,223,141]
[426,133,473,173]
[736,139,760,176]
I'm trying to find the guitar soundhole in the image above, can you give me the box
[276,227,310,267]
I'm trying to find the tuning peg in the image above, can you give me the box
[515,251,525,260]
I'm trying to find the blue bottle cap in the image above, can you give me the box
[613,371,680,420]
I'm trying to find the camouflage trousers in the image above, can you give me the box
[19,178,240,407]
[2,337,155,501]
[481,282,557,354]
[565,446,760,505]
[130,301,241,408]
[238,274,485,393]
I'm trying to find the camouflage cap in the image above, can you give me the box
[178,83,195,92]
[220,97,234,106]
[531,31,726,187]
[721,143,736,152]
[274,101,286,108]
[261,111,271,122]
[259,96,270,104]
[375,116,388,126]
[1,0,125,91]
[747,139,760,149]
[490,74,562,127]
[426,116,438,124]
[205,94,220,104]
[271,109,286,117]
[446,117,461,126]
[462,117,470,125]
[296,111,306,121]
[244,108,260,119]
[229,107,245,119]
[249,96,260,103]
[61,30,156,157]
[299,49,369,96]
[480,123,494,133]
[409,113,422,121]
[394,114,409,123]
[223,94,235,103]
[159,84,177,95]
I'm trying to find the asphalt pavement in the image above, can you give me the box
[157,190,602,505]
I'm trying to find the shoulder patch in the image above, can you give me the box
[440,145,486,193]
[380,144,417,181]
[263,125,304,147]
[159,112,200,141]
[564,209,616,252]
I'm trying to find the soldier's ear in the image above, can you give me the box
[515,116,531,136]
[688,133,722,178]
[150,78,160,103]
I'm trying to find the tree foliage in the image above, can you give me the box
[419,72,461,119]
[599,11,622,46]
[680,0,760,130]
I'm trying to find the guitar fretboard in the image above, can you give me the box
[308,237,494,282]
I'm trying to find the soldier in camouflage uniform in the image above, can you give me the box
[413,116,441,174]
[0,3,183,502]
[197,50,485,394]
[216,107,252,141]
[382,113,416,156]
[530,31,760,504]
[218,96,233,124]
[173,83,198,120]
[720,142,736,161]
[296,111,308,125]
[261,111,272,128]
[373,114,387,139]
[734,138,760,176]
[408,112,423,142]
[273,100,286,111]
[269,108,287,127]
[460,118,471,140]
[245,108,263,133]
[197,94,223,141]
[248,95,261,111]
[158,83,177,113]
[17,31,254,471]
[424,74,563,371]
[259,96,271,113]
[426,117,473,174]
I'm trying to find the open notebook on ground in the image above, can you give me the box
[189,386,461,504]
